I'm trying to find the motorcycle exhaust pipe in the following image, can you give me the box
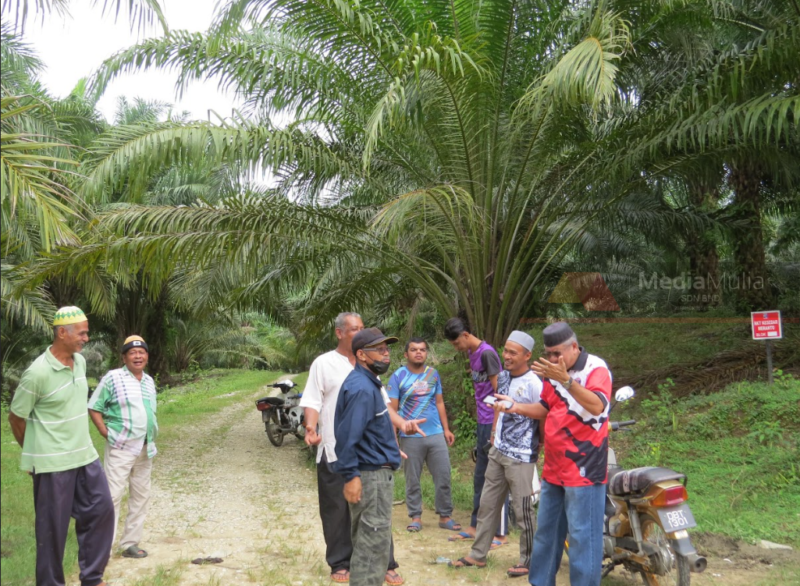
[686,553,707,573]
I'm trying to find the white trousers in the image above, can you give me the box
[104,443,153,551]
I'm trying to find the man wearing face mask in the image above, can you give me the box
[333,328,421,586]
[301,313,407,585]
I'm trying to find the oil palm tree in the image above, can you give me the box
[33,0,800,343]
[1,0,168,331]
[0,0,167,34]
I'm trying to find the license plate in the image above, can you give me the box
[262,411,270,423]
[657,504,697,531]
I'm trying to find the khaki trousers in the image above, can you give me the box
[104,443,153,551]
[469,447,537,567]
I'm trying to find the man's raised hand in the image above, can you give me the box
[532,355,568,383]
[402,418,427,437]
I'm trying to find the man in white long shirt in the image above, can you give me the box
[300,313,405,585]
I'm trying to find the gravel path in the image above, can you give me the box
[102,380,327,586]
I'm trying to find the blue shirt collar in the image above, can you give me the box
[354,362,383,386]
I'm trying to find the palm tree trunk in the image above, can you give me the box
[686,176,721,308]
[729,161,773,311]
[144,284,170,382]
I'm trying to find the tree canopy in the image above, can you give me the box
[1,0,798,380]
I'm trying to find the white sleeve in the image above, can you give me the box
[299,356,325,412]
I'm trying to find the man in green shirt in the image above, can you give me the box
[89,335,158,559]
[8,306,114,586]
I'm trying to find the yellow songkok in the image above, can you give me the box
[52,306,87,326]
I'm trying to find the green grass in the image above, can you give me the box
[393,465,475,513]
[613,371,800,546]
[514,315,760,383]
[154,369,281,443]
[0,368,280,585]
[753,566,800,586]
[291,370,309,393]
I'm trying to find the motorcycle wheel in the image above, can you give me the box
[265,411,284,447]
[639,513,690,586]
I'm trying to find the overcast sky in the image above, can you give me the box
[25,0,241,122]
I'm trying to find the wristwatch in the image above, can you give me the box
[563,376,574,389]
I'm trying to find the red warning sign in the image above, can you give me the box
[751,311,782,340]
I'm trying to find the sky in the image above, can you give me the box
[24,0,241,123]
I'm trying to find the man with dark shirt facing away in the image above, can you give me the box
[444,317,509,547]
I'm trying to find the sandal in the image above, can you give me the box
[121,544,147,558]
[438,519,462,531]
[448,557,486,569]
[331,569,349,583]
[447,530,475,542]
[385,569,404,585]
[507,564,529,578]
[490,539,507,551]
[406,521,422,532]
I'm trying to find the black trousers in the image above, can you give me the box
[317,452,398,573]
[33,458,114,586]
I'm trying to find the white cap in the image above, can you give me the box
[507,330,534,352]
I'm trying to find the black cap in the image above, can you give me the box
[352,327,399,354]
[542,322,575,347]
[121,335,149,354]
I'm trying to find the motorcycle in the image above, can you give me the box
[255,380,305,447]
[602,386,706,585]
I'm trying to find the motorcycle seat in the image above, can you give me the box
[256,396,285,407]
[608,466,686,496]
[607,465,625,485]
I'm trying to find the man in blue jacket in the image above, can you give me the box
[333,328,421,586]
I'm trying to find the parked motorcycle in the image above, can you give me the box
[255,380,305,446]
[602,386,706,585]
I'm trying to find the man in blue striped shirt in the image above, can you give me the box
[388,337,460,533]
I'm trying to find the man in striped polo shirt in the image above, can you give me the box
[8,306,114,586]
[89,335,158,559]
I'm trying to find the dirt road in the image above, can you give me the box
[97,382,798,586]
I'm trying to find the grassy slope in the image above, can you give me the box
[0,369,280,586]
[614,372,800,545]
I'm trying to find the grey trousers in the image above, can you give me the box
[469,447,537,567]
[400,434,453,519]
[349,469,394,586]
[33,459,114,586]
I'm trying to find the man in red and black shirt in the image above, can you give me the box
[492,322,611,586]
